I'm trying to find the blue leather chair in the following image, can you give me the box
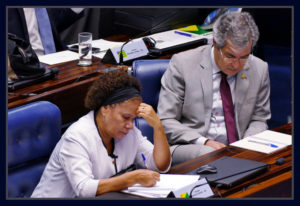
[8,101,61,197]
[263,45,292,129]
[132,59,170,143]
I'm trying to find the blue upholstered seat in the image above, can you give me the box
[263,45,292,129]
[132,59,170,143]
[8,101,61,197]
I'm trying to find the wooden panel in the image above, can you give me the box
[226,172,292,198]
[7,57,120,124]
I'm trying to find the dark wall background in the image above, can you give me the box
[60,8,213,44]
[60,7,292,49]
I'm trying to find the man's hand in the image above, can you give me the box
[205,139,226,150]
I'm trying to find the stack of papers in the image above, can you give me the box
[39,26,211,65]
[230,130,292,154]
[38,40,124,65]
[122,174,200,198]
[38,50,79,65]
[145,29,213,50]
[91,39,124,59]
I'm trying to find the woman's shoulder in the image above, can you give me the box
[61,111,98,143]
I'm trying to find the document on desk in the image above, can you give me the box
[38,50,79,65]
[68,39,124,59]
[146,29,213,50]
[230,130,292,154]
[91,39,124,59]
[121,174,200,198]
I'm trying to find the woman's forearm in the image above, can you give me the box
[96,169,160,196]
[152,123,171,171]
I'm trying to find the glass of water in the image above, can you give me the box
[78,32,92,66]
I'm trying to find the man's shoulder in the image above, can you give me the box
[248,55,268,75]
[173,44,211,59]
[169,45,212,70]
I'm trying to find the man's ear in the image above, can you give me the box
[213,39,217,48]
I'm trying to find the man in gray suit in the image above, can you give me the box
[157,12,271,165]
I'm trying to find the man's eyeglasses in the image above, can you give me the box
[219,49,251,64]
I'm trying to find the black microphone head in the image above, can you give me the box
[110,153,118,159]
[148,48,162,57]
[275,157,286,165]
[119,51,124,65]
[143,37,156,48]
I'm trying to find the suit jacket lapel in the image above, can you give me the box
[18,8,30,42]
[234,61,250,138]
[198,47,213,127]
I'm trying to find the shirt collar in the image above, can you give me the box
[211,47,222,75]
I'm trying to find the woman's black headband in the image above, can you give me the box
[101,87,141,107]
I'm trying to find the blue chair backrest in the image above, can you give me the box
[132,59,170,110]
[8,101,61,197]
[263,45,291,129]
[132,59,170,143]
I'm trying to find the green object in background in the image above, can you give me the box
[177,25,211,35]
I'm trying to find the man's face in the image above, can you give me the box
[214,38,252,76]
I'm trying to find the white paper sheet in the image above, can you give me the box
[122,174,200,198]
[91,39,124,59]
[38,50,79,65]
[146,29,213,49]
[230,130,292,154]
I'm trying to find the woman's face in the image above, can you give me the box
[101,98,142,139]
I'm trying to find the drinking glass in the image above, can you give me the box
[78,32,92,66]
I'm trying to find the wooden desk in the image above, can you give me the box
[169,123,293,198]
[7,35,130,125]
[7,34,205,125]
[8,57,113,125]
[96,123,292,199]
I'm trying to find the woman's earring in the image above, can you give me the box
[102,118,104,123]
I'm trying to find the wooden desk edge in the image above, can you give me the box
[226,171,292,198]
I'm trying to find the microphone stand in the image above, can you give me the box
[118,8,184,66]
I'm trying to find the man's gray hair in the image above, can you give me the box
[213,11,259,49]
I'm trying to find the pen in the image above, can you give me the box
[248,140,278,148]
[174,30,192,37]
[141,153,146,167]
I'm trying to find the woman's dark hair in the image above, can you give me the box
[85,70,141,110]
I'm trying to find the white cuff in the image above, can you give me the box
[71,8,84,14]
[191,137,208,145]
[77,179,99,197]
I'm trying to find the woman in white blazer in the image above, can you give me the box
[31,70,171,197]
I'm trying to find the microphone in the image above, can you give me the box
[111,164,137,177]
[102,9,184,65]
[118,9,183,65]
[275,157,286,165]
[109,153,118,175]
[109,153,118,159]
